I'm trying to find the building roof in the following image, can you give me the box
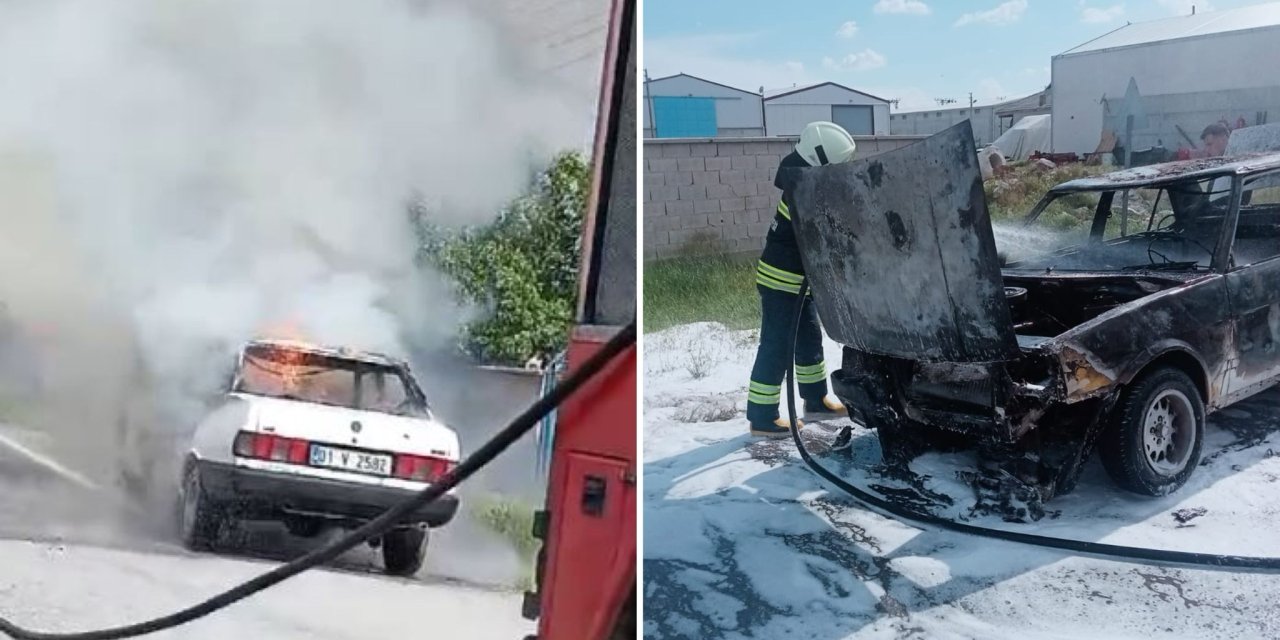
[1061,1,1280,56]
[762,81,889,104]
[891,88,1048,117]
[646,73,760,97]
[1051,152,1280,192]
[993,88,1051,115]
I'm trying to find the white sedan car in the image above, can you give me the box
[179,339,461,576]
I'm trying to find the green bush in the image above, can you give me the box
[471,493,539,591]
[414,152,589,365]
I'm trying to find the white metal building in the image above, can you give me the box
[890,104,1001,145]
[642,73,764,138]
[995,89,1053,129]
[1052,2,1280,154]
[763,82,890,137]
[889,89,1051,146]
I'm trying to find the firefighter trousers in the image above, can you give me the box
[746,284,828,424]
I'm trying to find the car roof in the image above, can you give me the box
[243,338,406,368]
[1051,152,1280,193]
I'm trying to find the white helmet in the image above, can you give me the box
[796,121,857,167]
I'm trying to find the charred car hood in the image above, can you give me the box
[788,121,1018,362]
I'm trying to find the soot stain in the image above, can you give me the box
[884,210,909,251]
[867,161,885,189]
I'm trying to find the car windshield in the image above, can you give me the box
[1000,175,1233,272]
[233,345,427,417]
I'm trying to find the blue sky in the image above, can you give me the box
[644,0,1260,111]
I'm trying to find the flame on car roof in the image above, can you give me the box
[243,338,405,368]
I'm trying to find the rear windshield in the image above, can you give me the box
[233,345,428,417]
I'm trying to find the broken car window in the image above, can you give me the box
[1005,176,1229,273]
[234,345,420,415]
[1231,169,1280,267]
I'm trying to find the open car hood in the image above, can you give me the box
[789,121,1018,363]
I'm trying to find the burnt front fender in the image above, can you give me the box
[1048,275,1231,405]
[788,121,1018,363]
[1118,341,1213,397]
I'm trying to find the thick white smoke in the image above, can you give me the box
[0,0,600,582]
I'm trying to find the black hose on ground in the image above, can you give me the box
[782,281,1280,571]
[0,321,637,640]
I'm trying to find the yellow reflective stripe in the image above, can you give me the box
[749,381,781,394]
[796,371,826,384]
[756,272,801,294]
[756,260,803,284]
[748,391,781,405]
[777,201,791,220]
[794,362,825,375]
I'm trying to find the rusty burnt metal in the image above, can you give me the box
[788,121,1019,363]
[791,121,1280,517]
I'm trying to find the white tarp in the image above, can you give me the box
[989,114,1051,162]
[977,146,1006,180]
[1210,123,1280,199]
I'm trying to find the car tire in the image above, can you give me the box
[382,527,428,577]
[179,466,223,551]
[1099,366,1205,496]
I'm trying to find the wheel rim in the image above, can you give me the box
[1142,389,1196,477]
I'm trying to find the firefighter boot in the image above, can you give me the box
[749,416,805,439]
[804,395,848,417]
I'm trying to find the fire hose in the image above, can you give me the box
[783,280,1280,571]
[0,320,636,640]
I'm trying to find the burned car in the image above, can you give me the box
[789,122,1280,511]
[181,339,461,575]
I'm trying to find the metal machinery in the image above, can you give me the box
[521,0,636,637]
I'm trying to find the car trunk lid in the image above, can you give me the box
[240,394,459,461]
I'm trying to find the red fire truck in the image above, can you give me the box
[521,0,636,637]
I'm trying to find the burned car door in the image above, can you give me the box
[1224,170,1280,401]
[787,121,1018,363]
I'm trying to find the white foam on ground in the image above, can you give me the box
[644,322,1280,640]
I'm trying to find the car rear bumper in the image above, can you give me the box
[195,459,458,528]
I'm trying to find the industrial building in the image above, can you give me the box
[889,89,1051,146]
[1052,2,1280,155]
[642,73,765,138]
[763,82,891,136]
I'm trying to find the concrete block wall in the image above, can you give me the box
[644,135,927,259]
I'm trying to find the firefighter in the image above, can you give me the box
[747,121,857,438]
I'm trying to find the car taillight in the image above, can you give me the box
[234,431,310,465]
[393,454,453,482]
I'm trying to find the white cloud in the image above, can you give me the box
[873,0,932,15]
[644,32,815,92]
[1080,3,1125,23]
[867,86,933,111]
[836,20,859,38]
[978,78,1008,102]
[822,49,888,72]
[1156,0,1214,15]
[1021,66,1051,86]
[955,0,1028,26]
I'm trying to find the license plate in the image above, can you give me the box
[308,444,391,476]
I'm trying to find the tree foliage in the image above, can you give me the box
[414,151,589,365]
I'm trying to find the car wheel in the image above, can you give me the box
[1099,367,1204,496]
[382,527,428,577]
[179,466,223,551]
